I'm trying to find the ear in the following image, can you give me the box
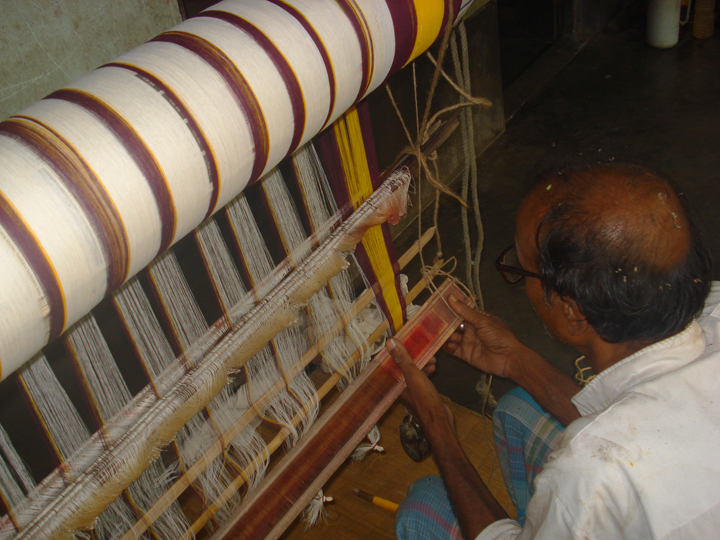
[558,296,588,337]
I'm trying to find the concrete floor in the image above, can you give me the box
[399,17,720,413]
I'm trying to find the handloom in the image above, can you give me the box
[214,279,468,540]
[0,0,475,538]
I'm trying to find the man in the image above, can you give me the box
[388,164,720,539]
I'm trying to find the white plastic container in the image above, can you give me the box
[647,0,682,48]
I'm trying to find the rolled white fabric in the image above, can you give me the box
[0,0,471,379]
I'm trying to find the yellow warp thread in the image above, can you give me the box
[408,0,445,64]
[333,108,404,332]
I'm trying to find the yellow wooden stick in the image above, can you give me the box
[352,488,400,512]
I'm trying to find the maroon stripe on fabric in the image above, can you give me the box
[154,31,269,186]
[202,10,306,154]
[3,116,130,293]
[243,182,289,267]
[357,102,406,323]
[357,102,381,190]
[335,0,373,102]
[48,88,176,255]
[314,123,398,329]
[265,0,336,128]
[280,159,314,237]
[441,0,462,39]
[385,0,418,75]
[315,128,354,221]
[105,62,221,219]
[0,166,65,340]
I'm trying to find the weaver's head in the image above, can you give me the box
[514,163,712,348]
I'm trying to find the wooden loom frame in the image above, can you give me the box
[1,110,462,539]
[214,278,469,540]
[105,226,437,540]
[118,120,464,540]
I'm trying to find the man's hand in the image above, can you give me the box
[445,295,583,426]
[443,295,527,379]
[386,339,451,430]
[386,337,509,538]
[422,355,437,376]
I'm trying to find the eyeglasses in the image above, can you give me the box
[495,245,544,284]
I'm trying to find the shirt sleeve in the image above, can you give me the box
[474,519,522,540]
[471,485,579,540]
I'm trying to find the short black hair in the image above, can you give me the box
[534,165,712,344]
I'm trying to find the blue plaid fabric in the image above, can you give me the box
[395,388,565,538]
[395,475,463,540]
[492,387,565,525]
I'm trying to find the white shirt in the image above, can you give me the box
[478,283,720,540]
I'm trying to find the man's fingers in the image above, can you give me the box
[446,332,462,344]
[422,363,436,376]
[442,340,459,355]
[386,337,421,377]
[386,337,411,364]
[422,356,437,376]
[449,295,488,325]
[449,296,503,335]
[389,343,451,431]
[387,338,429,387]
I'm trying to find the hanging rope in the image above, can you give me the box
[384,17,489,302]
[385,18,498,477]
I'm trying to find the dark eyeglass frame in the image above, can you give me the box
[495,245,544,284]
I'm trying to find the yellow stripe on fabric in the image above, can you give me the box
[408,0,445,63]
[333,108,403,332]
[333,108,372,208]
[360,224,403,332]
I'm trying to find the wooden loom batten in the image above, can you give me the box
[180,270,438,539]
[213,278,469,540]
[118,228,437,540]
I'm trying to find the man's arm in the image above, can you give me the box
[387,339,508,539]
[445,297,581,427]
[505,346,581,426]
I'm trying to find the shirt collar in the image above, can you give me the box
[571,320,706,416]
